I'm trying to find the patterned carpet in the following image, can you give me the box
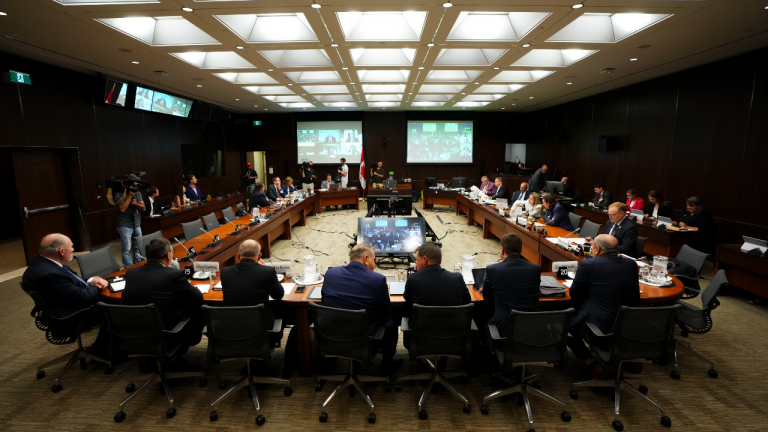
[2,205,767,431]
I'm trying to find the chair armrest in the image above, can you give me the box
[268,319,283,334]
[370,325,385,341]
[488,325,505,341]
[55,306,94,322]
[471,319,478,331]
[401,317,410,332]
[585,323,610,341]
[164,318,190,335]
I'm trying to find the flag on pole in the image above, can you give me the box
[359,147,366,194]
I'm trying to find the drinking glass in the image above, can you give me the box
[650,269,658,283]
[582,243,592,256]
[315,264,323,277]
[454,264,462,273]
[641,266,650,280]
[398,269,406,282]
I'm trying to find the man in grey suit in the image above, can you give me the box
[528,165,548,193]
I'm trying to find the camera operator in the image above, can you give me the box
[243,162,258,195]
[115,176,146,267]
[300,160,317,193]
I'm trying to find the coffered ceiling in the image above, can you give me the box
[1,0,767,113]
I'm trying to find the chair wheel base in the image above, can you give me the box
[527,429,536,432]
[531,381,542,390]
[661,416,672,427]
[462,405,471,414]
[349,386,355,397]
[209,411,218,421]
[709,369,718,378]
[418,409,427,420]
[319,412,328,423]
[166,407,176,418]
[384,383,392,392]
[218,381,227,390]
[670,370,681,380]
[199,378,207,387]
[80,358,88,370]
[104,367,114,375]
[256,415,266,426]
[114,411,126,422]
[639,384,648,394]
[570,389,578,399]
[125,383,135,393]
[315,382,323,392]
[368,413,376,424]
[36,370,45,380]
[284,386,293,396]
[612,420,624,431]
[480,404,489,415]
[561,411,571,422]
[395,383,402,392]
[51,384,62,393]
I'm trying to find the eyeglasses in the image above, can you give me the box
[608,213,619,217]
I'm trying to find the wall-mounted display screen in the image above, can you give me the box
[406,121,473,163]
[134,86,193,117]
[296,121,363,164]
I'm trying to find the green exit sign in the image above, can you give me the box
[9,70,31,85]
[253,121,262,126]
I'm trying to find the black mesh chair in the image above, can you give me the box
[309,303,389,424]
[236,202,247,215]
[23,284,112,392]
[221,207,237,223]
[568,213,583,231]
[674,245,711,299]
[580,220,602,239]
[202,305,292,425]
[98,303,205,422]
[635,236,648,259]
[571,305,681,431]
[397,304,474,420]
[202,212,221,230]
[481,309,575,428]
[135,230,163,258]
[181,219,204,241]
[671,269,728,380]
[75,247,120,279]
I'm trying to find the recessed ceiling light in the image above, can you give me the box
[236,46,244,50]
[288,84,293,86]
[567,82,572,85]
[418,67,424,70]
[522,44,531,48]
[512,104,516,105]
[235,98,239,100]
[529,97,534,99]
[408,92,413,94]
[268,69,274,72]
[474,82,479,85]
[0,12,7,16]
[265,109,268,110]
[350,82,355,85]
[132,61,139,64]
[443,2,453,7]
[427,43,435,47]
[197,85,202,87]
[461,92,466,94]
[311,2,321,8]
[501,108,505,110]
[630,58,638,61]
[181,7,193,12]
[254,105,258,107]
[494,67,500,70]
[331,43,339,47]
[342,67,348,70]
[572,3,583,9]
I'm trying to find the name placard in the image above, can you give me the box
[194,261,220,273]
[266,261,292,274]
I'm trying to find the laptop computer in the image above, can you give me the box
[471,268,486,291]
[329,183,339,191]
[742,236,768,254]
[656,216,672,229]
[630,208,644,221]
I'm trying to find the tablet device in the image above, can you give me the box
[471,268,486,291]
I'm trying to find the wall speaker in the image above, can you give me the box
[597,135,618,152]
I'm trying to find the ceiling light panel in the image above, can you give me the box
[285,71,342,83]
[547,13,672,43]
[361,84,407,93]
[434,49,507,66]
[490,70,554,82]
[262,96,307,102]
[454,102,491,107]
[462,94,505,101]
[418,84,465,93]
[170,52,254,69]
[213,72,279,85]
[243,86,295,95]
[368,102,401,107]
[350,49,416,66]
[424,70,482,82]
[278,103,316,108]
[323,102,358,108]
[315,95,355,102]
[302,85,350,94]
[96,17,219,46]
[475,84,525,93]
[337,12,427,41]
[259,49,332,68]
[215,13,318,43]
[446,12,550,41]
[511,49,597,67]
[413,94,452,102]
[365,95,403,101]
[412,102,446,107]
[357,70,410,83]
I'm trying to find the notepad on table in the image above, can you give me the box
[308,286,323,299]
[389,282,406,295]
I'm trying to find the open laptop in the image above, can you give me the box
[630,208,644,221]
[329,183,339,191]
[742,236,768,254]
[656,216,673,229]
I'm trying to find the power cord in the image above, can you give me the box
[305,219,356,240]
[291,227,331,256]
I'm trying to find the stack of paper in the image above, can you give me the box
[540,276,567,297]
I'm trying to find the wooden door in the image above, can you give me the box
[264,150,280,181]
[12,151,78,265]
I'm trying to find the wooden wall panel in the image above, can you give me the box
[143,114,182,202]
[590,88,629,196]
[0,56,27,147]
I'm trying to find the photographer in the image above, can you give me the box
[114,176,146,267]
[300,160,317,193]
[243,162,258,195]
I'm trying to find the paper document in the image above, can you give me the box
[214,282,222,289]
[562,280,574,288]
[389,282,406,295]
[196,284,210,294]
[308,286,323,299]
[110,281,126,292]
[281,283,296,294]
[534,223,546,227]
[546,237,586,245]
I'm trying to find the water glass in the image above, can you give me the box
[582,243,592,256]
[650,269,658,282]
[397,269,406,282]
[209,271,216,287]
[641,266,650,280]
[454,264,462,273]
[315,264,323,277]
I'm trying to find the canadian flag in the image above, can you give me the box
[359,147,366,192]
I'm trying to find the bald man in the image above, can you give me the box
[528,164,548,193]
[21,233,111,355]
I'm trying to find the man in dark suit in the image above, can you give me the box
[266,177,285,202]
[142,186,163,216]
[221,240,284,326]
[403,243,470,318]
[510,182,531,202]
[567,235,640,378]
[585,202,638,256]
[481,233,541,343]
[22,233,111,354]
[543,194,574,231]
[491,177,511,201]
[528,164,548,193]
[561,177,575,198]
[185,174,203,203]
[122,238,204,368]
[322,244,402,375]
[589,182,612,209]
[249,182,273,210]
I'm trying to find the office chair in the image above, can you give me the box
[673,245,710,299]
[309,303,390,424]
[202,212,221,230]
[221,207,237,223]
[580,220,602,239]
[397,304,475,420]
[635,236,648,259]
[98,303,205,422]
[135,230,163,258]
[203,305,292,425]
[568,213,583,231]
[571,304,681,431]
[481,309,574,429]
[671,269,728,380]
[75,246,120,279]
[23,285,112,392]
[235,202,247,216]
[181,219,204,241]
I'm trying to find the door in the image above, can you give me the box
[12,151,79,265]
[264,150,279,181]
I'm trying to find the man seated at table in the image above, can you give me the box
[542,194,574,231]
[511,182,530,202]
[266,177,285,202]
[584,202,638,256]
[567,235,640,379]
[322,244,402,375]
[142,186,163,216]
[479,176,497,196]
[221,240,284,324]
[320,174,335,189]
[249,182,273,210]
[480,233,540,345]
[121,238,204,370]
[491,177,511,201]
[589,183,612,209]
[22,233,112,356]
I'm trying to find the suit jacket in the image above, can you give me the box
[480,182,497,195]
[511,190,531,202]
[142,196,163,216]
[121,261,203,330]
[221,260,284,325]
[492,185,511,201]
[322,261,391,336]
[22,256,100,319]
[186,185,202,202]
[266,184,284,201]
[602,216,639,256]
[529,168,546,193]
[562,183,575,198]
[569,254,640,334]
[483,256,541,336]
[626,198,645,211]
[545,202,574,231]
[249,190,272,209]
[643,201,673,219]
[592,190,612,208]
[403,264,470,317]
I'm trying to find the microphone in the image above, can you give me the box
[199,227,222,248]
[222,217,243,235]
[173,237,196,262]
[563,227,582,238]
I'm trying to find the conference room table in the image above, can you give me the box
[714,244,768,297]
[314,189,360,213]
[141,193,248,239]
[574,206,697,258]
[422,189,459,209]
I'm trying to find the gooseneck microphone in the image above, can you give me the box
[563,227,582,239]
[173,237,196,262]
[199,228,222,248]
[222,217,243,235]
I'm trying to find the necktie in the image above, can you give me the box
[64,265,90,288]
[609,224,617,236]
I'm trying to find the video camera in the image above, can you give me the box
[106,171,150,205]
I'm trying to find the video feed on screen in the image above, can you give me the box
[104,79,128,106]
[406,121,473,164]
[357,217,426,254]
[297,121,363,164]
[135,86,193,118]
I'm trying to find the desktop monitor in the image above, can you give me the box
[546,181,564,195]
[357,217,426,256]
[383,179,397,189]
[452,177,468,188]
[425,177,437,187]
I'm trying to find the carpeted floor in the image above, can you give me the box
[2,204,767,431]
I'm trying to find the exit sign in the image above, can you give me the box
[9,70,31,85]
[253,121,262,126]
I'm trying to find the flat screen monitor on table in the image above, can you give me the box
[357,217,426,256]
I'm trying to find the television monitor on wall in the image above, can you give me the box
[296,121,363,164]
[134,86,193,117]
[104,79,128,106]
[406,121,473,164]
[357,217,426,256]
